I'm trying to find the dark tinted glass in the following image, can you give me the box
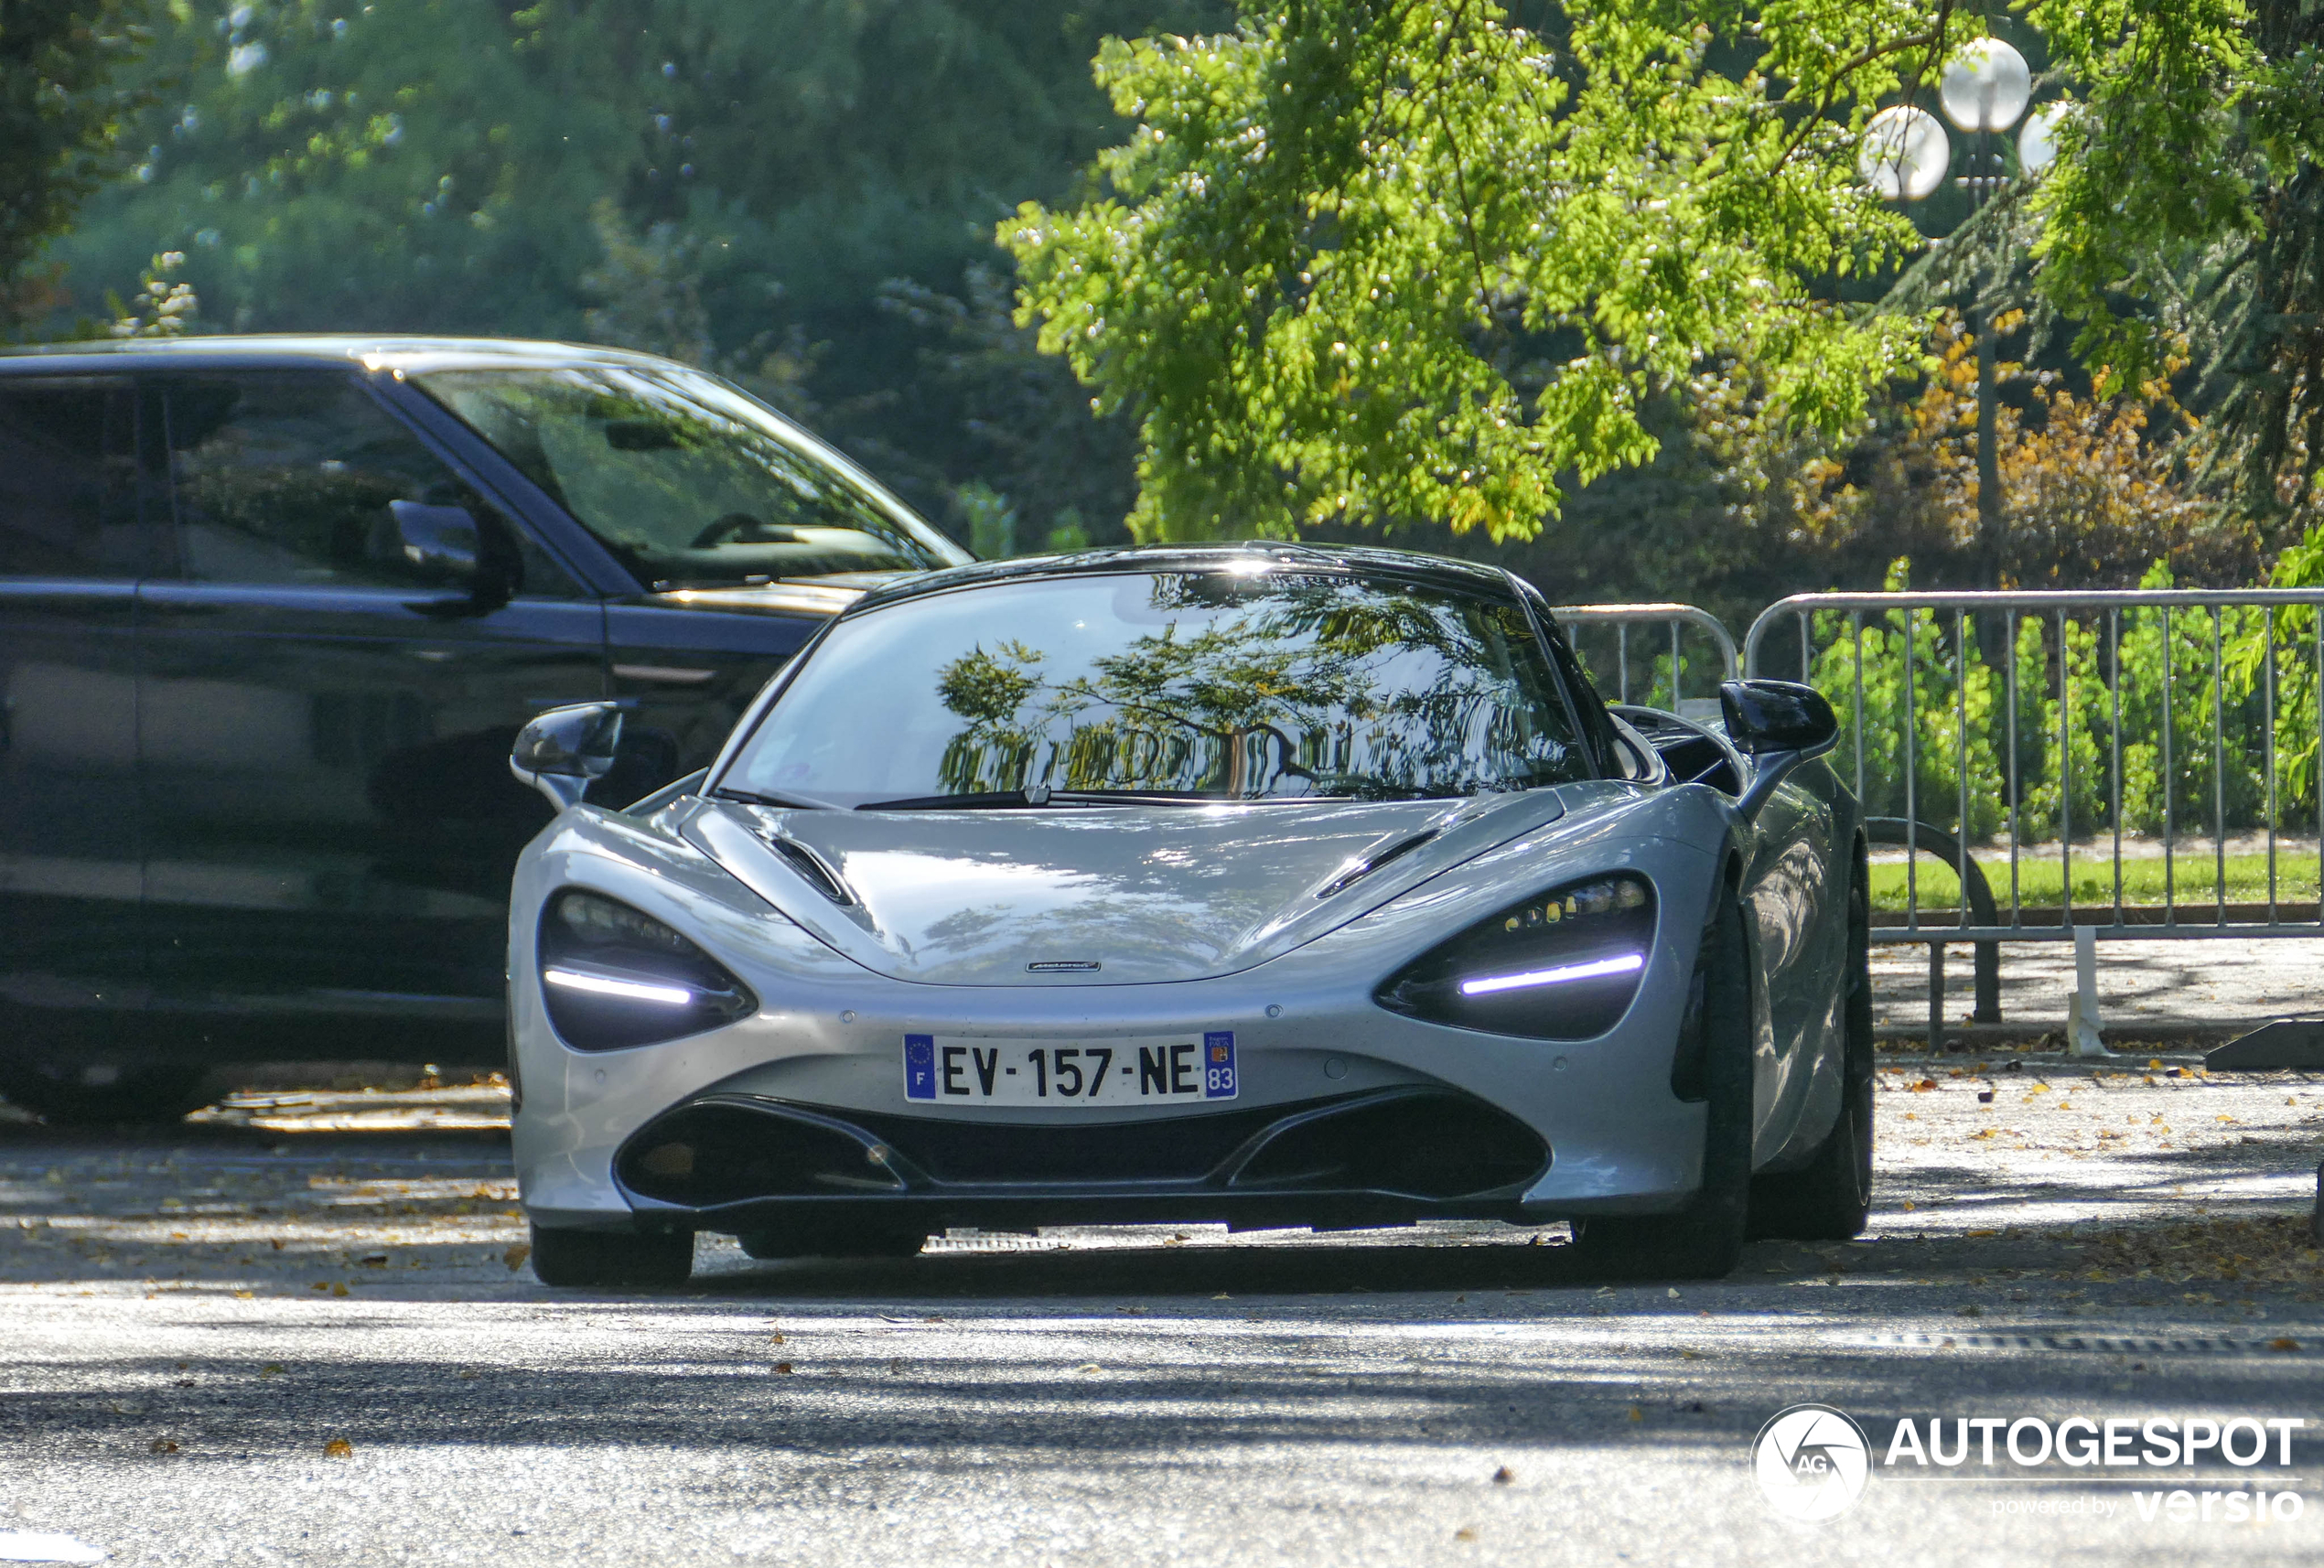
[414,365,971,589]
[0,379,143,578]
[163,372,576,594]
[727,569,1593,806]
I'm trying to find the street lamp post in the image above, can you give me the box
[1859,38,2043,587]
[1939,39,2033,588]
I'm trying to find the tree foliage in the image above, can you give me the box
[0,0,156,326]
[1003,0,1959,542]
[2028,0,2324,526]
[43,0,1220,532]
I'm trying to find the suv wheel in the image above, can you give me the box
[0,1063,213,1127]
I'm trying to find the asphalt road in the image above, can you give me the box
[3,1047,2321,1566]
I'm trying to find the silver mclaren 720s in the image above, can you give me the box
[501,543,1869,1286]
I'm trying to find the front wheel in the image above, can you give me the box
[528,1223,694,1287]
[1568,892,1752,1281]
[1748,855,1875,1241]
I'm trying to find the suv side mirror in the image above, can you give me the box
[1718,680,1839,817]
[391,499,480,583]
[511,703,624,810]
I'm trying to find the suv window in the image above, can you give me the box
[0,378,145,579]
[414,364,971,589]
[161,372,577,595]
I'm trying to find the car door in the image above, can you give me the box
[0,374,162,1039]
[138,369,605,1039]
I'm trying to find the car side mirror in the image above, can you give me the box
[1718,680,1839,818]
[391,499,480,583]
[511,703,624,810]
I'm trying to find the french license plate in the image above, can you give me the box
[903,1032,1236,1106]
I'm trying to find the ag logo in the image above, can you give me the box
[1752,1403,1871,1521]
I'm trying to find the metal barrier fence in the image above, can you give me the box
[1742,590,2324,959]
[1553,603,1738,722]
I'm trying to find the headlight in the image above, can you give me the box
[537,889,756,1050]
[1374,874,1654,1039]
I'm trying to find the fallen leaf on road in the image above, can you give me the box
[149,1438,178,1454]
[773,1362,793,1375]
[1957,1305,1983,1317]
[1074,1363,1103,1374]
[330,1282,349,1297]
[502,1243,532,1273]
[1491,1466,1516,1484]
[1627,1406,1644,1422]
[259,1363,285,1379]
[1455,1526,1478,1541]
[323,1438,352,1458]
[2271,1338,2302,1352]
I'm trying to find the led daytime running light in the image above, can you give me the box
[543,967,694,1007]
[1458,951,1644,997]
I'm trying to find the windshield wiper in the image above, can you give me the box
[711,786,840,811]
[856,786,1228,811]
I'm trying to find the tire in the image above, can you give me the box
[1569,891,1752,1281]
[1747,855,1875,1241]
[738,1221,928,1261]
[528,1222,694,1287]
[0,1063,213,1127]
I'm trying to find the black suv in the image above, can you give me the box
[0,336,970,1120]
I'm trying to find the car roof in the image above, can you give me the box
[0,333,683,378]
[845,542,1523,615]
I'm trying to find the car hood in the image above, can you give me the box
[680,790,1570,986]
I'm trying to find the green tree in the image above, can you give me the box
[1002,1,1953,543]
[0,0,156,328]
[2028,0,2323,529]
[42,1,1222,525]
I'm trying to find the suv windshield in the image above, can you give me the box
[722,569,1595,807]
[414,364,970,588]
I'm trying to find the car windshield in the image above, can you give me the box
[413,364,970,588]
[721,568,1595,806]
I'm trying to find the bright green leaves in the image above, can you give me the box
[2028,0,2260,399]
[1005,1,1933,542]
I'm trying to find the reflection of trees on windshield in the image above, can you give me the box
[415,369,957,587]
[931,575,1584,799]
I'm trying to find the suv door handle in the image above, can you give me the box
[611,663,717,685]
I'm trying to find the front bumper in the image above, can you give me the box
[511,808,1725,1235]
